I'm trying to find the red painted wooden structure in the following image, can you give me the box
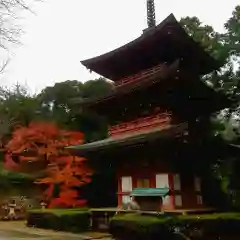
[69,14,230,211]
[109,112,171,137]
[117,172,202,210]
[115,64,165,87]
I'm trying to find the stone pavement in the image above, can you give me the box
[0,222,112,240]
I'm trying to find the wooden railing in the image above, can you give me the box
[115,64,166,87]
[109,112,171,137]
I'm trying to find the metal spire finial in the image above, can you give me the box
[147,0,156,28]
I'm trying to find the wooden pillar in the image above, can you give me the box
[168,173,175,209]
[117,173,122,207]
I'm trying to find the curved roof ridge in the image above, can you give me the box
[81,13,220,80]
[81,14,177,67]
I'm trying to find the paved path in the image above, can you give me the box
[0,222,111,240]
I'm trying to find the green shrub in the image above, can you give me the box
[178,213,240,236]
[110,213,240,240]
[27,208,90,233]
[110,213,174,240]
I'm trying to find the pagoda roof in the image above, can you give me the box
[81,14,221,81]
[66,122,187,154]
[77,60,179,107]
[74,64,231,114]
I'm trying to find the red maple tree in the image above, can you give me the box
[5,122,93,208]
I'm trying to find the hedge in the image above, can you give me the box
[110,212,240,240]
[178,213,240,237]
[110,213,174,240]
[27,208,90,233]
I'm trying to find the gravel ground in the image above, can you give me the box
[0,222,112,240]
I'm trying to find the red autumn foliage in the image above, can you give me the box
[47,187,87,208]
[5,122,93,208]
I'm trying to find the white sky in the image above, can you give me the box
[1,0,239,93]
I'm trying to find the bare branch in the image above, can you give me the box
[0,0,41,50]
[0,58,9,74]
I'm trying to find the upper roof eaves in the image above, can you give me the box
[81,14,221,81]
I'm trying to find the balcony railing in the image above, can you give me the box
[115,64,166,87]
[109,112,171,137]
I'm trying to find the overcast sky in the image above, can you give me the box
[1,0,239,93]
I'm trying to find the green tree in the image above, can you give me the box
[0,84,42,150]
[0,78,113,144]
[224,6,240,57]
[0,84,43,134]
[37,80,84,125]
[180,6,240,97]
[179,6,240,209]
[180,17,227,61]
[38,78,113,142]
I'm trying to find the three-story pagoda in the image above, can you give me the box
[68,13,229,210]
